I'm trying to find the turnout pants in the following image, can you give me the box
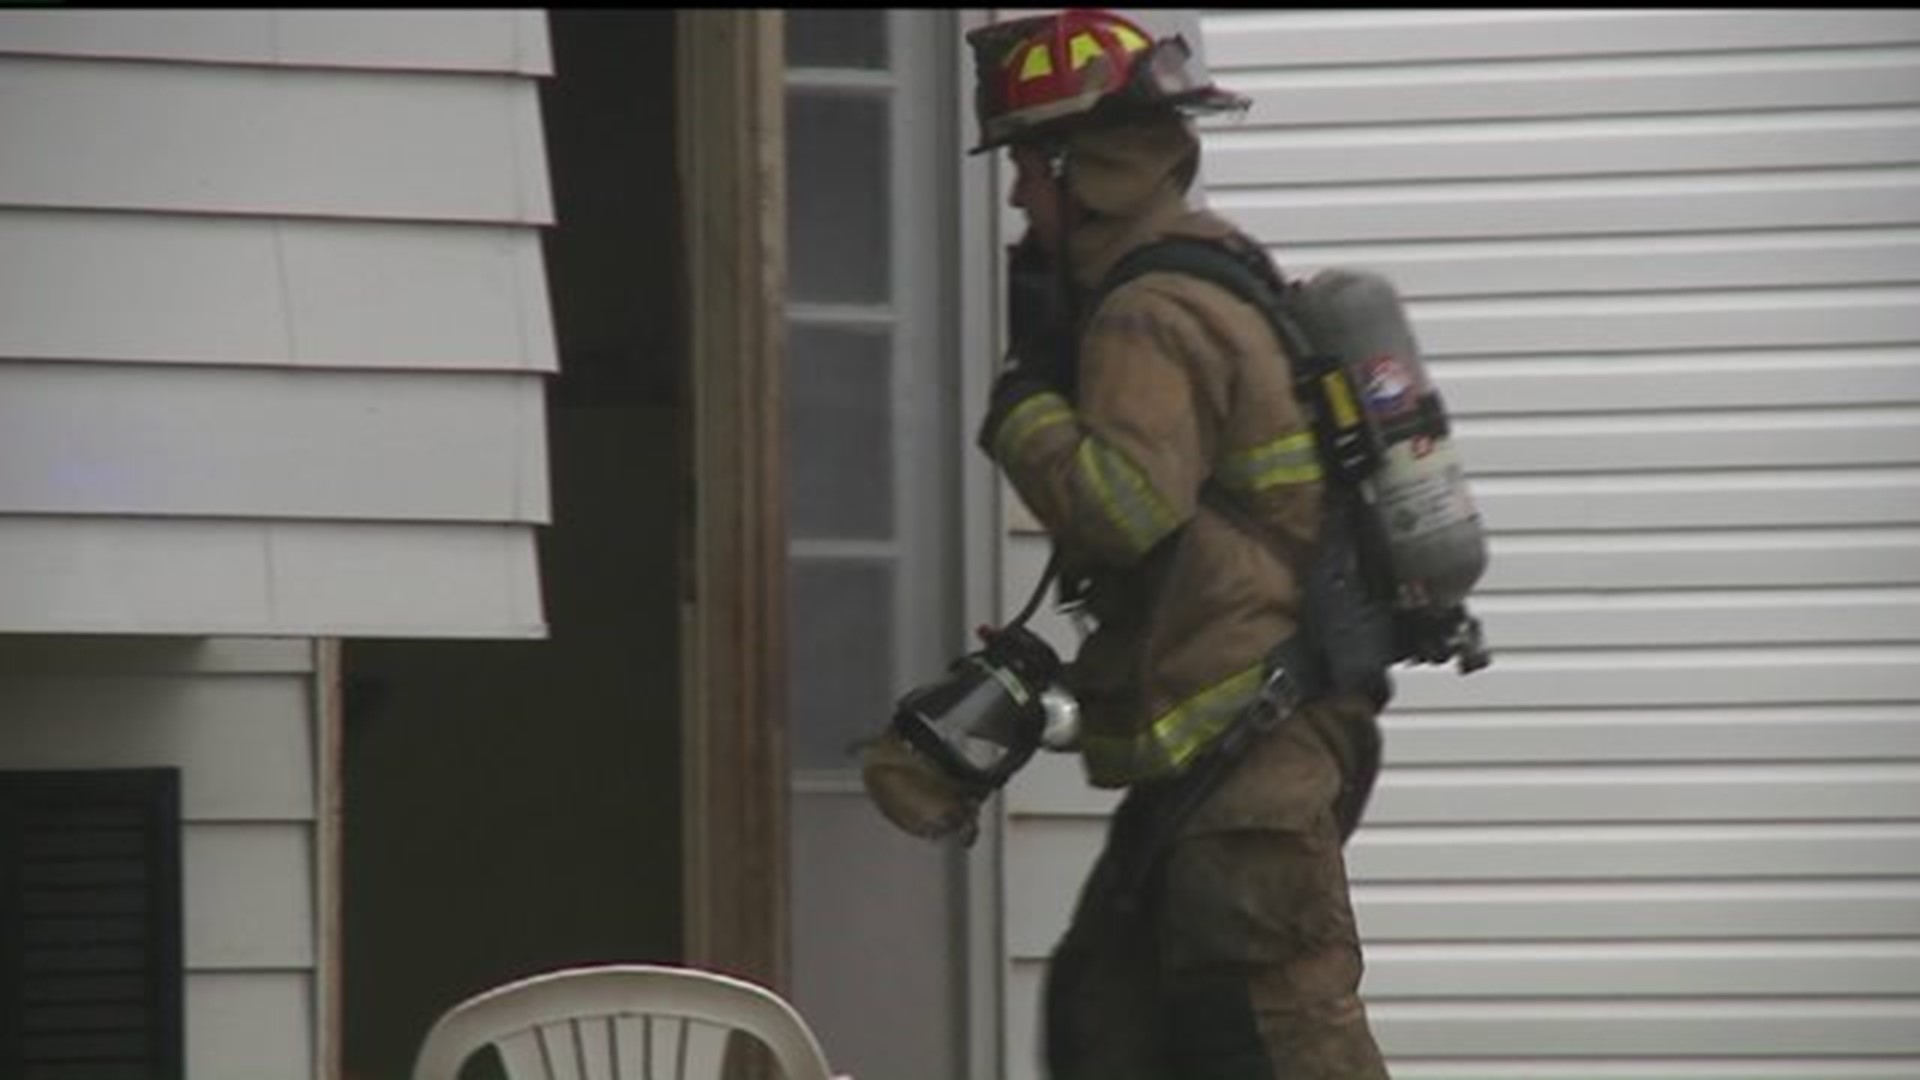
[1043,693,1390,1080]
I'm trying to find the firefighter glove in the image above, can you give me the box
[1005,230,1077,396]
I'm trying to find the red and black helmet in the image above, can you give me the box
[966,9,1248,154]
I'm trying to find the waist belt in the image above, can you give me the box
[1111,636,1327,913]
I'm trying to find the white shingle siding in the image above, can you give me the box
[0,12,556,637]
[0,638,329,1079]
[996,8,1920,1077]
[0,11,556,1078]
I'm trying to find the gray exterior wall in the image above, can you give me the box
[0,11,566,1077]
[993,9,1920,1078]
[0,10,556,638]
[0,637,334,1077]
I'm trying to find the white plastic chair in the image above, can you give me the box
[411,963,840,1080]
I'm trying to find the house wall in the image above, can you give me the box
[0,10,555,638]
[0,637,331,1078]
[0,10,571,1077]
[995,9,1920,1077]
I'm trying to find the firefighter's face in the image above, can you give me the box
[1009,143,1064,254]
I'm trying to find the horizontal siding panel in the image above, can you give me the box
[1355,879,1920,942]
[0,517,545,637]
[0,210,557,371]
[1006,970,1920,1070]
[1207,109,1920,189]
[185,972,313,1080]
[0,10,551,73]
[1009,844,1920,956]
[1366,998,1920,1058]
[1474,468,1920,531]
[1003,820,1920,957]
[1008,876,1920,958]
[1395,646,1920,711]
[1227,47,1920,129]
[1204,10,1920,70]
[1209,169,1920,243]
[1364,941,1920,998]
[0,363,550,522]
[1458,408,1920,475]
[1440,350,1920,417]
[1283,230,1920,301]
[1484,527,1920,592]
[1001,815,1920,882]
[1007,706,1920,818]
[0,675,313,820]
[1350,822,1920,883]
[184,824,313,969]
[1388,1051,1920,1076]
[1415,286,1920,357]
[1470,587,1920,648]
[1001,754,1114,818]
[1367,762,1920,826]
[1384,705,1920,766]
[0,55,551,222]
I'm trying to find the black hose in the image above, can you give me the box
[1004,549,1059,631]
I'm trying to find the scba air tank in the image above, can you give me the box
[1290,269,1488,611]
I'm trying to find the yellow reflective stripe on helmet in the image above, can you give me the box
[991,391,1075,461]
[1075,439,1179,556]
[1068,32,1104,70]
[1111,24,1150,53]
[1019,43,1054,81]
[1218,431,1323,493]
[1080,663,1267,784]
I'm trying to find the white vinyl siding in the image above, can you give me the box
[994,8,1920,1078]
[2,213,554,371]
[0,9,550,72]
[0,11,555,637]
[0,638,330,1080]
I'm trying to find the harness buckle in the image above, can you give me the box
[1250,661,1306,732]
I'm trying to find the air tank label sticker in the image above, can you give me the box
[1360,354,1418,419]
[1377,442,1477,540]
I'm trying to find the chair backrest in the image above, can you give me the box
[411,963,837,1080]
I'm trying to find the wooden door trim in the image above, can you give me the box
[675,8,790,991]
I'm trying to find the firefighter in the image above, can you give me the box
[860,8,1393,1077]
[980,10,1392,1078]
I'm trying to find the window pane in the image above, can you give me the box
[787,325,893,540]
[786,10,888,70]
[786,93,890,304]
[788,559,895,770]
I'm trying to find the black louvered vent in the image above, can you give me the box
[1,769,184,1080]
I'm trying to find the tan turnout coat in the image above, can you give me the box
[985,117,1326,788]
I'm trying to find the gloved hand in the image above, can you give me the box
[976,365,1058,458]
[1005,229,1076,397]
[857,730,987,846]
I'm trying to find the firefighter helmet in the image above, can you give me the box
[966,9,1248,154]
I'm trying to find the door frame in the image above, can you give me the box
[675,8,792,990]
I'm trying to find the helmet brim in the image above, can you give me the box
[968,84,1249,156]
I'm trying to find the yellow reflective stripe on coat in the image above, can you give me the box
[1074,438,1179,556]
[1218,431,1322,493]
[991,391,1075,461]
[1080,663,1268,785]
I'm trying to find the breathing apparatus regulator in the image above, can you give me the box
[888,556,1079,794]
